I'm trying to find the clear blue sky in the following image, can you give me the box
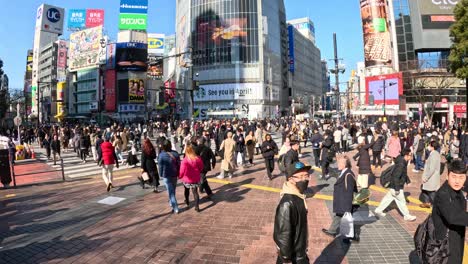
[0,0,363,91]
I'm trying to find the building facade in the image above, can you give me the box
[176,0,288,119]
[394,0,466,124]
[287,20,322,115]
[38,42,58,122]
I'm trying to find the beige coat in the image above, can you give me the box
[220,138,236,171]
[121,131,128,151]
[245,134,256,159]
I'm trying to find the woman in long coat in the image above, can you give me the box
[245,130,257,166]
[217,131,236,179]
[255,126,263,155]
[140,138,159,192]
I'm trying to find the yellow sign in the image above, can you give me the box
[57,82,66,119]
[148,38,164,49]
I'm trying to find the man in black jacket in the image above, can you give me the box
[320,130,334,180]
[274,162,311,264]
[431,160,468,264]
[374,149,416,221]
[195,137,216,198]
[310,129,322,168]
[284,140,300,171]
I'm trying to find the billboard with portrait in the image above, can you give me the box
[359,0,392,67]
[68,9,86,30]
[69,26,104,71]
[115,42,148,71]
[86,9,105,28]
[128,79,145,103]
[365,72,403,105]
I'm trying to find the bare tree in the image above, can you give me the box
[407,59,457,124]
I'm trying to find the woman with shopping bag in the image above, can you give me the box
[322,155,359,243]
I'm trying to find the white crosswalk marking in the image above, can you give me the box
[35,147,141,179]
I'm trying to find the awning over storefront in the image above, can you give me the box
[350,110,407,116]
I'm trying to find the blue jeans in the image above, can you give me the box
[415,155,424,170]
[163,177,179,211]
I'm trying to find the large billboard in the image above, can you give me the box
[105,70,116,111]
[86,9,105,28]
[128,79,145,103]
[419,0,459,15]
[193,13,254,65]
[115,42,148,71]
[69,26,104,71]
[119,13,147,30]
[418,0,457,29]
[359,0,392,67]
[68,9,86,30]
[148,34,165,55]
[365,72,403,105]
[36,4,65,34]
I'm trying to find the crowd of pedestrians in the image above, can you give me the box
[1,116,467,263]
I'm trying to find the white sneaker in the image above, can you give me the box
[374,211,386,218]
[216,175,224,179]
[404,215,416,221]
[412,169,419,173]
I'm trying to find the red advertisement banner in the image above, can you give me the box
[86,9,104,28]
[105,70,116,112]
[454,105,467,113]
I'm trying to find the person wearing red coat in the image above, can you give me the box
[99,136,119,192]
[179,144,204,212]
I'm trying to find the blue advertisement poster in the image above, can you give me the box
[68,9,86,30]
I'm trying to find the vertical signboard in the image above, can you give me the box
[119,0,148,30]
[359,0,392,67]
[288,25,295,73]
[105,70,116,111]
[36,4,65,34]
[68,9,86,30]
[86,9,105,28]
[56,82,65,116]
[128,79,145,102]
[57,40,67,81]
[106,43,116,69]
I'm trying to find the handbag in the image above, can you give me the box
[141,172,150,181]
[339,212,354,238]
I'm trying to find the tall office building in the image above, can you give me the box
[176,0,288,119]
[287,18,322,115]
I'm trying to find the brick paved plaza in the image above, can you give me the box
[0,147,466,264]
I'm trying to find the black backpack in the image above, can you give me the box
[414,214,450,264]
[278,154,286,172]
[380,164,395,188]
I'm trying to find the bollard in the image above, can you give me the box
[61,158,65,181]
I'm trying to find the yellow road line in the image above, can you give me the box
[4,194,16,198]
[207,178,432,213]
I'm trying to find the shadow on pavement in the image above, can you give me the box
[306,184,329,199]
[313,236,350,264]
[0,235,109,263]
[210,178,253,204]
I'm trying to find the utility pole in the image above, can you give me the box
[333,33,340,114]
